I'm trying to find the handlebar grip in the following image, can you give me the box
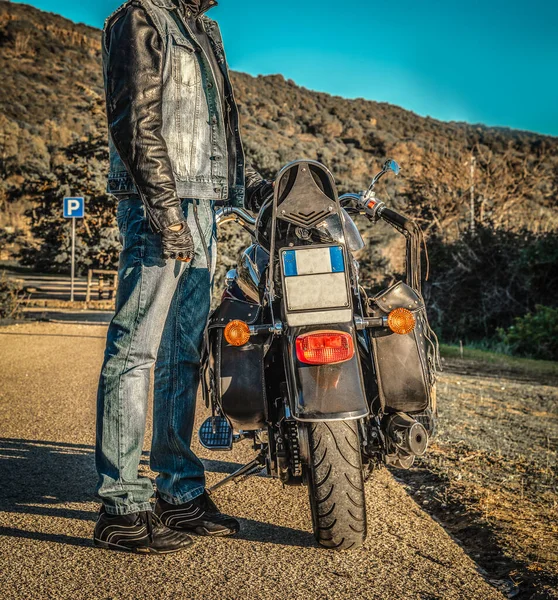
[379,206,413,232]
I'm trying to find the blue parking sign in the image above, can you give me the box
[63,197,85,218]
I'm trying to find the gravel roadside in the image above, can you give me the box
[0,322,504,600]
[396,359,558,600]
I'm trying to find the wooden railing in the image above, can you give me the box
[86,269,118,303]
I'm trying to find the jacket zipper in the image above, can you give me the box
[199,18,246,191]
[198,19,231,191]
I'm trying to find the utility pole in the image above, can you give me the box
[470,154,476,233]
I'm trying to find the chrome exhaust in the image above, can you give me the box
[384,412,429,458]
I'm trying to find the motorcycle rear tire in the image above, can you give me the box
[306,420,367,550]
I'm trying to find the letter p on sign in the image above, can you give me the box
[63,197,85,218]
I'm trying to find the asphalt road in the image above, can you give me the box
[0,321,505,600]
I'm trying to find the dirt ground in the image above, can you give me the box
[0,320,556,598]
[396,354,558,599]
[0,321,507,600]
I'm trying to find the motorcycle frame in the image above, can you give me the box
[205,159,438,488]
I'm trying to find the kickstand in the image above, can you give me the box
[208,449,267,493]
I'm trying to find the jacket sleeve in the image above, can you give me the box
[103,5,184,232]
[244,162,273,213]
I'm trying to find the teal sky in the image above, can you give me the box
[15,0,558,136]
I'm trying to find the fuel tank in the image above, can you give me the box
[235,244,269,303]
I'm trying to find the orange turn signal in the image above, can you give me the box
[224,320,251,347]
[387,308,416,335]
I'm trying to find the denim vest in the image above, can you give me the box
[103,0,246,207]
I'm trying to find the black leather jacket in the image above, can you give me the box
[103,0,268,231]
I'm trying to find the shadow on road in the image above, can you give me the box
[0,438,98,522]
[0,526,93,548]
[23,311,114,325]
[0,438,314,549]
[0,331,106,339]
[234,519,315,548]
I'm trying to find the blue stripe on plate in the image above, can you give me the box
[329,246,345,273]
[283,250,298,277]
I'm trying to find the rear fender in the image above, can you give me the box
[283,323,369,422]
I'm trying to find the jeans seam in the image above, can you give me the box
[168,269,186,497]
[203,201,213,242]
[115,233,146,490]
[116,205,132,235]
[193,201,212,272]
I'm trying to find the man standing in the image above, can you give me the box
[94,0,272,553]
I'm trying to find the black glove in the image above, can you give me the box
[160,221,195,262]
[246,180,274,213]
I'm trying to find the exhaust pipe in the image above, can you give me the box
[384,412,429,457]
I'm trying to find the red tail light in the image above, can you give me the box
[296,331,355,365]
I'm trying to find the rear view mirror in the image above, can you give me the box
[384,159,400,175]
[365,158,401,197]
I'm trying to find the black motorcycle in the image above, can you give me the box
[199,159,439,550]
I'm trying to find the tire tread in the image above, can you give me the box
[306,420,367,550]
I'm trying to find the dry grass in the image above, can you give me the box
[396,352,558,598]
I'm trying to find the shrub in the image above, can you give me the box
[0,272,26,320]
[499,305,558,361]
[426,226,558,344]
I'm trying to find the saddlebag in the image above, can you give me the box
[204,298,268,432]
[367,281,438,414]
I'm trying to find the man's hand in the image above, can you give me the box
[246,180,274,213]
[161,221,195,262]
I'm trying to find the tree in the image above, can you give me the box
[19,134,120,274]
[474,142,556,232]
[426,225,558,343]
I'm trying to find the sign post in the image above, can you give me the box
[63,197,85,302]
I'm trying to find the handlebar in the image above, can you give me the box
[215,206,256,237]
[216,197,415,241]
[379,206,415,233]
[339,192,414,233]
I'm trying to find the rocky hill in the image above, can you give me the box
[1,0,557,237]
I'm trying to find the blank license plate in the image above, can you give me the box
[282,247,349,312]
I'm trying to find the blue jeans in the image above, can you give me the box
[95,197,216,515]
